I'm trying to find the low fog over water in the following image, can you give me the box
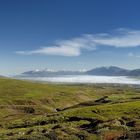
[18,75,140,85]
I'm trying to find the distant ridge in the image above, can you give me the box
[18,66,140,77]
[86,66,129,76]
[0,75,5,78]
[21,68,86,77]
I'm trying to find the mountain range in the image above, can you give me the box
[86,66,129,76]
[21,68,85,77]
[87,66,140,76]
[19,66,140,77]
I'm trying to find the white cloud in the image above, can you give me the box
[16,46,81,57]
[93,29,140,48]
[16,36,96,56]
[16,28,140,56]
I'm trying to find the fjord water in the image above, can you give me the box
[18,75,140,85]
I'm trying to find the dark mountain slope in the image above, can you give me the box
[19,66,140,77]
[87,66,130,76]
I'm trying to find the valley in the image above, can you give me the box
[0,77,140,139]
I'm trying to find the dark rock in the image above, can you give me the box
[80,120,103,133]
[76,134,87,140]
[42,129,48,133]
[52,125,61,129]
[39,121,47,125]
[126,121,136,127]
[44,131,57,140]
[55,108,61,112]
[68,117,82,122]
[25,129,33,135]
[23,107,35,114]
[95,96,110,103]
[7,132,14,136]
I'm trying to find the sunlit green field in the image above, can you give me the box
[0,77,140,140]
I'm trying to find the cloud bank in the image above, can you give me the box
[16,29,140,56]
[19,76,140,85]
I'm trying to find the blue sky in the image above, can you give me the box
[1,0,140,75]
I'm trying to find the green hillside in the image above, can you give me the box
[0,77,140,140]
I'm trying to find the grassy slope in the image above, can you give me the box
[0,78,140,139]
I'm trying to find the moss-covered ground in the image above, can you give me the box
[0,77,140,139]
